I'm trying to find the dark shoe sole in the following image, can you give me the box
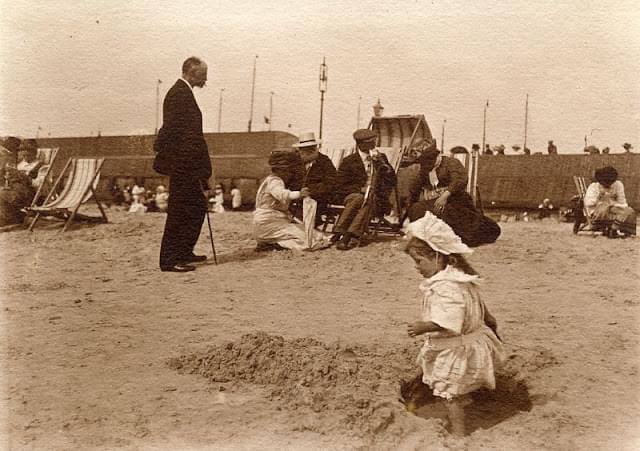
[160,264,196,272]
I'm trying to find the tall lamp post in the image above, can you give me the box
[441,118,447,152]
[248,55,258,132]
[318,57,328,139]
[155,79,162,134]
[268,91,274,131]
[217,88,225,132]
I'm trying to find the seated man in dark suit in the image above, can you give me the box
[333,129,396,250]
[291,132,337,226]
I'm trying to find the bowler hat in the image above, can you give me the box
[292,131,321,148]
[353,129,377,142]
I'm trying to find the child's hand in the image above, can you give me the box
[407,321,428,337]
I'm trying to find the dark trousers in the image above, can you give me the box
[159,177,207,268]
[334,192,370,236]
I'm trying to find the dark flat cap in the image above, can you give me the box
[353,129,377,142]
[268,150,301,168]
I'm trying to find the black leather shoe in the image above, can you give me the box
[161,264,196,272]
[330,233,342,244]
[180,254,207,263]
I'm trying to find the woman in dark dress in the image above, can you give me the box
[407,148,500,247]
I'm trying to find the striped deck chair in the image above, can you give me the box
[572,175,601,235]
[27,158,108,232]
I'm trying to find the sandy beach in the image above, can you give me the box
[1,209,639,450]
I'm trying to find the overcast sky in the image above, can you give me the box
[1,0,639,153]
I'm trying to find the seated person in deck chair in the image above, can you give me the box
[16,139,43,189]
[584,166,636,238]
[407,145,500,247]
[290,131,337,226]
[332,129,396,251]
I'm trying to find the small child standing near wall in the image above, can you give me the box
[402,212,504,436]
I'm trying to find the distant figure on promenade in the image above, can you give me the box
[584,145,600,155]
[547,140,558,155]
[622,143,633,153]
[583,166,636,238]
[493,144,505,155]
[154,56,212,272]
[292,131,337,226]
[230,183,242,210]
[601,147,610,154]
[523,147,531,155]
[483,144,493,155]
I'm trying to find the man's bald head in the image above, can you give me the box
[182,57,208,88]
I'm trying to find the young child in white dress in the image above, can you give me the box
[402,211,504,436]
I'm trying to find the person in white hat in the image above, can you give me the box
[400,212,504,436]
[291,132,337,225]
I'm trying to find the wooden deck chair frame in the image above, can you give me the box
[28,158,108,232]
[572,175,601,235]
[30,147,59,208]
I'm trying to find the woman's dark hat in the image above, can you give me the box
[594,166,618,185]
[268,150,301,168]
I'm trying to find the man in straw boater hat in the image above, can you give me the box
[332,128,396,250]
[253,150,331,252]
[622,143,633,153]
[154,57,212,272]
[291,131,337,226]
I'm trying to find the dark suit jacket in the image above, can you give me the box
[335,151,396,210]
[154,79,212,181]
[409,155,468,203]
[303,153,337,204]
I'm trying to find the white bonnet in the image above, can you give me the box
[406,211,472,255]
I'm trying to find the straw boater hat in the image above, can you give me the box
[292,132,321,148]
[406,211,472,255]
[623,143,633,150]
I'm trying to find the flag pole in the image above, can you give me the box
[523,94,529,153]
[248,55,258,132]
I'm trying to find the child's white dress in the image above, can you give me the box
[417,265,505,399]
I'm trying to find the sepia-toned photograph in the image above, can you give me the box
[1,1,638,449]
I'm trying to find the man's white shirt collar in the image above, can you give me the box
[179,77,193,92]
[358,149,371,163]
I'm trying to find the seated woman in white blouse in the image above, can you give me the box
[253,151,331,252]
[583,166,636,238]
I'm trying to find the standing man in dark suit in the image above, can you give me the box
[292,132,337,225]
[154,57,212,272]
[332,129,396,250]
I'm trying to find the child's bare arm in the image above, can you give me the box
[407,321,444,337]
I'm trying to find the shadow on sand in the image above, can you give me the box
[401,373,533,434]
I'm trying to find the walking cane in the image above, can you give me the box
[200,181,218,265]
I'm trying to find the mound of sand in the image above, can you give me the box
[169,331,557,446]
